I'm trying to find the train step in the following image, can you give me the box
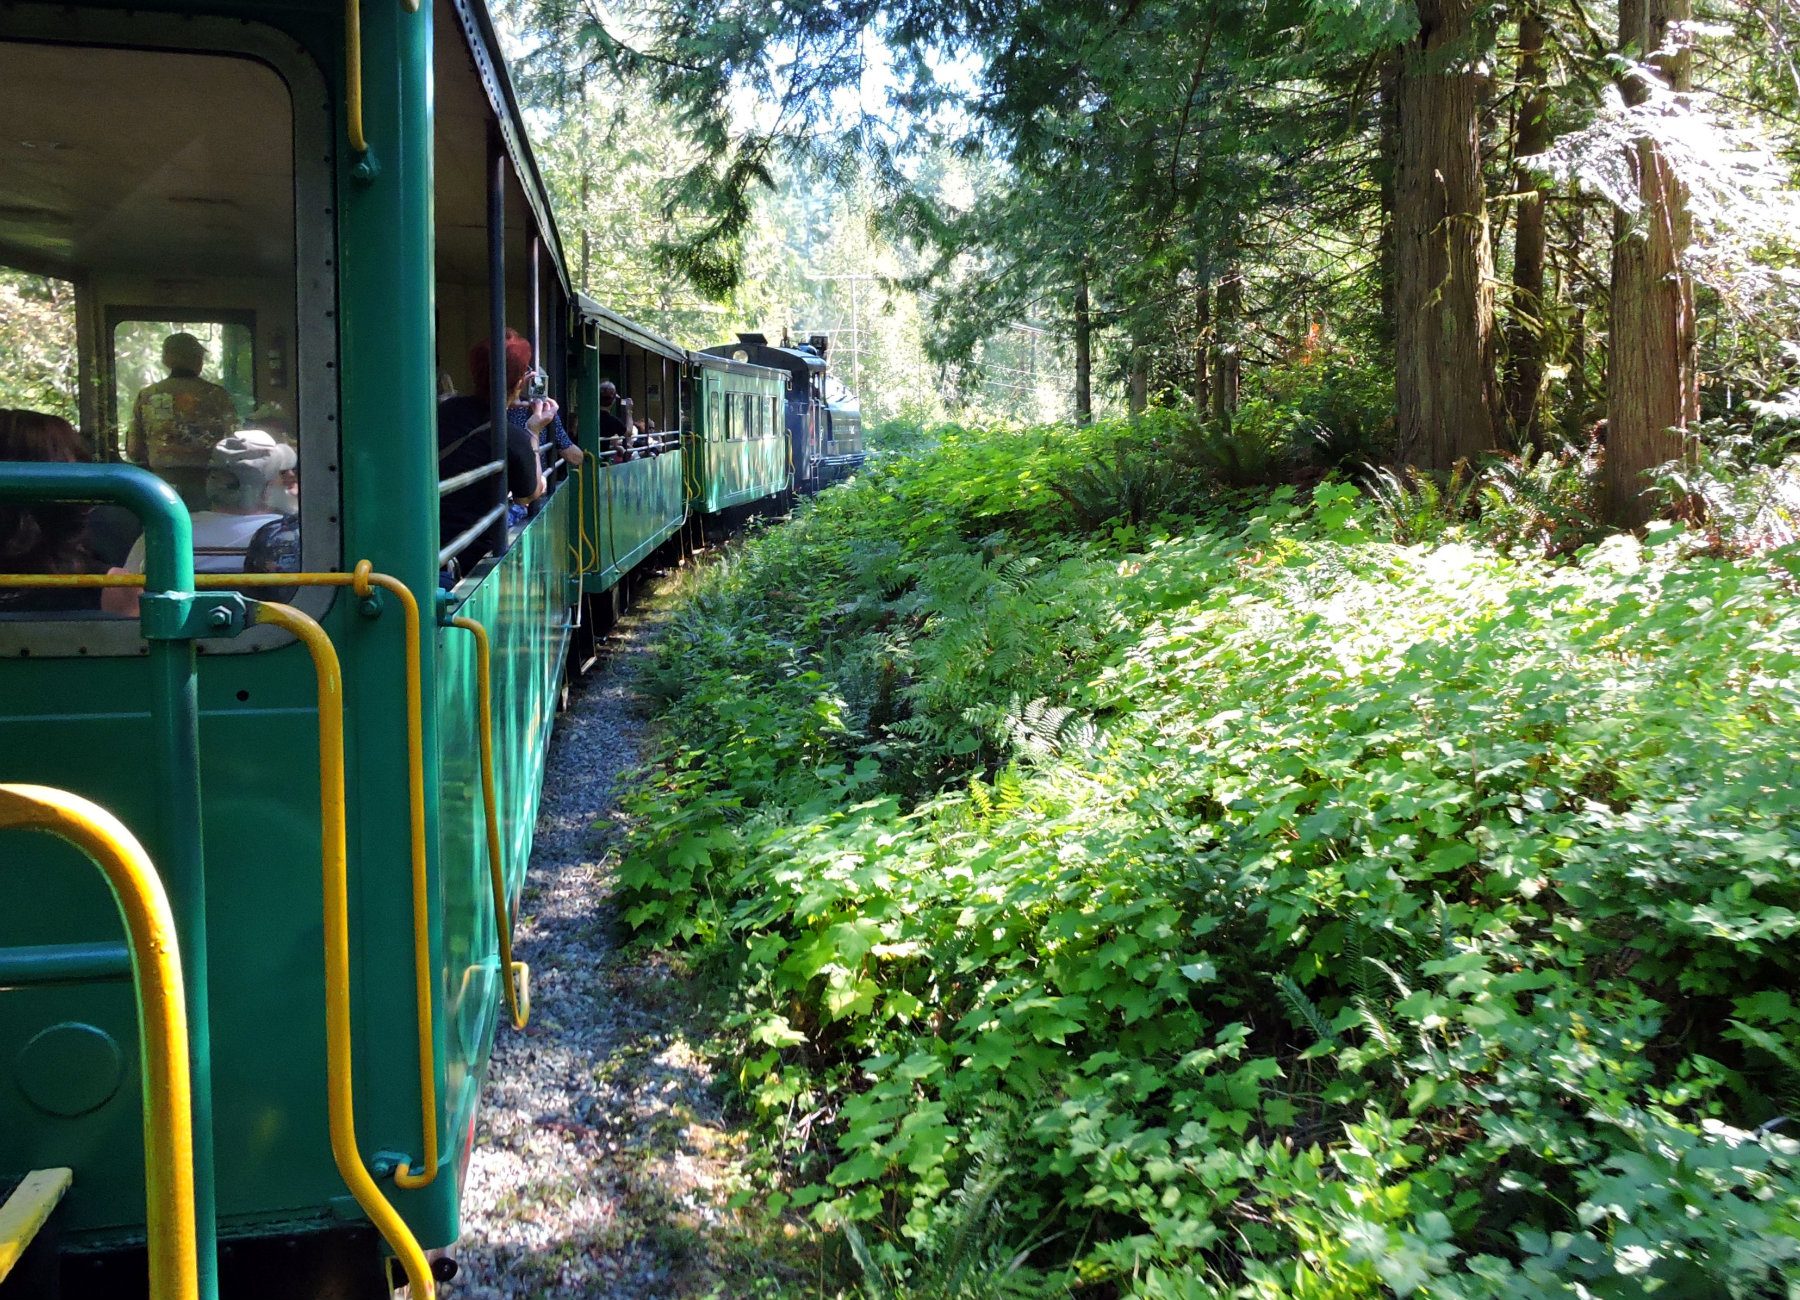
[0,1168,72,1294]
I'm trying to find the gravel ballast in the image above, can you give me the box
[444,585,791,1299]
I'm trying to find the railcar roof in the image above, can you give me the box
[693,351,789,383]
[449,0,571,297]
[576,294,688,364]
[699,342,825,388]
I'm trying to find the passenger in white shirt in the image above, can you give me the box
[103,429,298,615]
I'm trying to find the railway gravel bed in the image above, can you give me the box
[445,578,799,1300]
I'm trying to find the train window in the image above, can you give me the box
[112,316,257,458]
[0,270,78,422]
[0,17,335,652]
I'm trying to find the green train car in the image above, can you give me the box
[687,355,791,516]
[0,1,801,1298]
[570,299,690,599]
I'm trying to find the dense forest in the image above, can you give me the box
[501,0,1800,530]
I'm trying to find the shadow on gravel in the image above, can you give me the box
[444,580,816,1300]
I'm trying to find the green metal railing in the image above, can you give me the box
[0,463,226,1300]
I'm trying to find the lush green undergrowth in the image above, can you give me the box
[620,418,1800,1297]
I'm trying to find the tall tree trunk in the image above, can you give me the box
[1374,53,1402,360]
[1505,2,1551,449]
[1605,0,1697,525]
[1074,271,1093,425]
[1210,265,1241,426]
[1394,0,1499,472]
[1193,281,1212,412]
[1129,343,1148,416]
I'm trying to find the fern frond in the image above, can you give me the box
[993,765,1026,816]
[1368,957,1413,1001]
[841,1216,892,1300]
[1347,925,1376,1003]
[1275,974,1338,1047]
[1357,1001,1402,1056]
[937,1153,1009,1299]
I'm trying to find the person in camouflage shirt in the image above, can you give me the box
[126,332,239,505]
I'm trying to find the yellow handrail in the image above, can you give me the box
[0,785,198,1300]
[0,566,442,1191]
[346,563,437,1193]
[448,616,530,1030]
[250,601,434,1300]
[603,459,619,583]
[570,456,599,576]
[346,0,422,156]
[346,0,366,153]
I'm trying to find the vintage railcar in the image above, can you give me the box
[688,353,791,517]
[699,333,867,492]
[569,298,690,612]
[0,2,798,1298]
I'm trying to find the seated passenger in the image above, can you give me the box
[102,430,296,617]
[438,331,554,578]
[244,511,301,603]
[126,332,240,507]
[597,382,632,464]
[0,408,100,614]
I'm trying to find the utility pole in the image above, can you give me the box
[807,273,877,394]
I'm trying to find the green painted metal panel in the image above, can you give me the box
[0,636,366,1242]
[0,0,585,1274]
[578,454,687,595]
[690,365,788,515]
[436,487,574,1209]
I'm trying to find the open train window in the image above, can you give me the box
[0,270,78,421]
[0,11,336,654]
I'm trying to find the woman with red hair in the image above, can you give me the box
[470,328,582,469]
[437,328,578,578]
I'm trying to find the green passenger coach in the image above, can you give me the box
[0,0,815,1295]
[687,354,791,516]
[570,298,690,599]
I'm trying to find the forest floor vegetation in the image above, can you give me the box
[620,414,1800,1297]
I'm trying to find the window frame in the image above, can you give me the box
[0,7,341,658]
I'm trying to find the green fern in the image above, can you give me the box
[1362,461,1479,544]
[1275,974,1338,1047]
[1005,697,1099,763]
[839,1153,1067,1300]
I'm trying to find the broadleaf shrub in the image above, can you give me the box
[618,419,1800,1296]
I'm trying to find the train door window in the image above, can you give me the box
[111,314,257,459]
[0,16,334,652]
